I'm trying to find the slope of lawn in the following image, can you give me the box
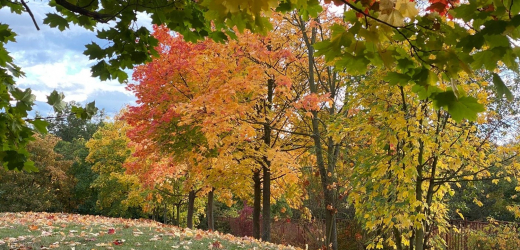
[0,212,301,250]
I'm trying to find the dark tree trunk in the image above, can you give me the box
[261,77,274,242]
[163,203,167,224]
[253,170,261,239]
[175,204,180,226]
[207,188,214,231]
[187,190,196,229]
[262,164,271,241]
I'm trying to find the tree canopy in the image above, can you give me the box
[1,0,519,171]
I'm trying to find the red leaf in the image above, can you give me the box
[108,228,116,234]
[212,241,223,249]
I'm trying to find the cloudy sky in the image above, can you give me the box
[0,2,151,117]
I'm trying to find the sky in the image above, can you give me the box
[0,2,152,117]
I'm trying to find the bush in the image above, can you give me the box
[467,223,520,250]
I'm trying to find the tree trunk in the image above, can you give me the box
[175,204,180,226]
[207,188,214,231]
[253,169,261,239]
[323,186,338,249]
[187,190,196,229]
[261,77,274,242]
[262,164,271,241]
[414,140,425,250]
[299,17,338,250]
[163,203,167,224]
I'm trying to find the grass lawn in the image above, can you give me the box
[0,212,300,250]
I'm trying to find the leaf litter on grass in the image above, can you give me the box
[0,212,301,250]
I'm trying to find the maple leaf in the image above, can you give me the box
[113,239,124,245]
[395,0,419,18]
[379,10,405,27]
[212,240,223,248]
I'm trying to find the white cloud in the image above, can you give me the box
[15,50,133,103]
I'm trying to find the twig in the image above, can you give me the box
[55,0,113,23]
[340,0,436,69]
[21,0,40,31]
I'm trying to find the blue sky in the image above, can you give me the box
[0,2,152,117]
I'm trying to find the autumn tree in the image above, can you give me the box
[266,8,360,249]
[344,70,520,249]
[49,102,105,213]
[0,134,72,212]
[85,117,146,218]
[124,22,308,237]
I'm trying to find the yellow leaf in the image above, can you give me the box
[396,0,419,18]
[456,209,465,220]
[379,0,395,12]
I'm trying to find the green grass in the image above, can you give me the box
[0,212,300,250]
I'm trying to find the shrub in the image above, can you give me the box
[467,223,520,250]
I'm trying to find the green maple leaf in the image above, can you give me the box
[43,13,70,31]
[11,88,35,104]
[384,72,411,86]
[72,101,98,119]
[47,90,66,113]
[411,84,441,100]
[432,91,485,122]
[84,43,105,60]
[0,24,16,44]
[91,60,111,81]
[492,73,514,101]
[29,119,49,134]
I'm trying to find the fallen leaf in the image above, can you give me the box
[212,241,222,249]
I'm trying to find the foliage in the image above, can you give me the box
[0,22,97,170]
[7,0,511,123]
[85,118,146,218]
[449,178,520,222]
[124,22,305,220]
[0,134,72,212]
[49,102,106,214]
[48,101,105,143]
[343,70,520,249]
[466,222,520,250]
[0,0,519,178]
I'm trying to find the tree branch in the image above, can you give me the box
[55,0,114,23]
[21,0,40,31]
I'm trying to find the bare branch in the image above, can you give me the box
[21,0,40,31]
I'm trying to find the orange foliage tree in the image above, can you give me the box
[124,22,307,236]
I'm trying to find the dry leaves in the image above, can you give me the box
[0,212,301,250]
